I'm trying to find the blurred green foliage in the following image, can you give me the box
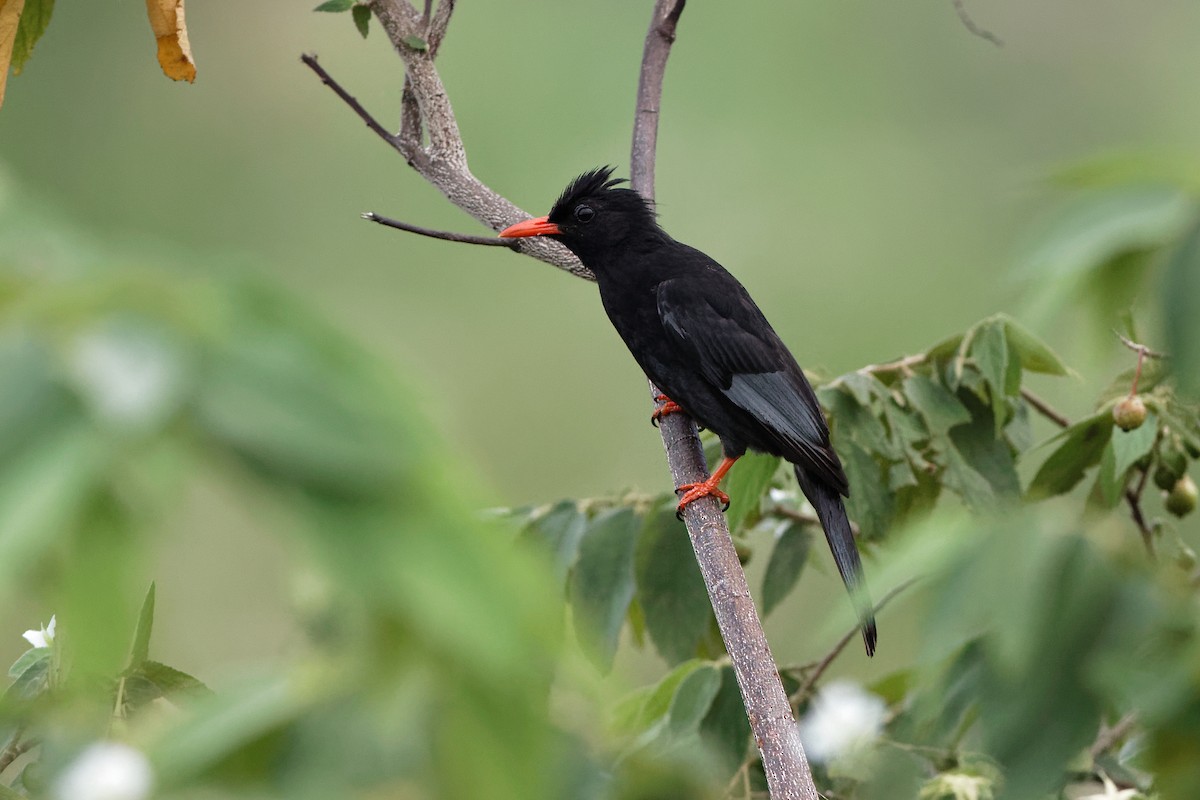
[1,2,1200,800]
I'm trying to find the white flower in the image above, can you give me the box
[22,615,56,649]
[797,680,887,763]
[54,742,154,800]
[70,324,181,429]
[1075,774,1140,800]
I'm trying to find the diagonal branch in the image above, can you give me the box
[307,3,592,280]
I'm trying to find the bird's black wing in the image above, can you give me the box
[656,276,848,495]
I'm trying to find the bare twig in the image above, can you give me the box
[1115,332,1168,361]
[302,53,403,155]
[1089,711,1139,760]
[1125,463,1157,559]
[1020,388,1070,429]
[0,729,34,776]
[770,504,860,539]
[787,579,917,702]
[304,9,590,279]
[362,211,518,248]
[950,0,1003,47]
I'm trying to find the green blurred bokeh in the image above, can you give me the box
[2,0,1198,681]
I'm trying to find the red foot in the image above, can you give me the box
[675,456,739,519]
[651,394,683,426]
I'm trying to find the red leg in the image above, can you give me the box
[651,394,684,426]
[676,456,739,518]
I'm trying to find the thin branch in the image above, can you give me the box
[1115,331,1168,361]
[1125,465,1157,559]
[427,0,455,55]
[302,44,588,277]
[824,353,926,390]
[0,729,34,776]
[301,53,403,156]
[1089,711,1139,760]
[950,0,1003,47]
[1020,388,1070,429]
[362,211,518,248]
[786,579,917,702]
[770,505,860,540]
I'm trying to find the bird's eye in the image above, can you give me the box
[574,205,595,223]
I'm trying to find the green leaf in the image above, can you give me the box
[1162,222,1200,396]
[1001,315,1071,376]
[8,646,49,680]
[401,34,428,50]
[1026,412,1114,500]
[971,319,1009,397]
[518,500,586,587]
[611,659,708,736]
[569,507,641,670]
[128,582,156,669]
[824,388,898,459]
[150,675,304,781]
[196,337,409,500]
[761,522,813,616]
[635,505,712,665]
[1015,186,1195,281]
[948,393,1021,503]
[841,439,893,540]
[11,0,54,75]
[0,782,25,800]
[970,319,1010,434]
[699,665,751,779]
[0,422,100,586]
[4,648,51,701]
[838,372,888,406]
[145,661,212,697]
[1110,413,1158,484]
[941,444,997,512]
[1097,414,1158,506]
[723,452,779,532]
[351,4,370,38]
[314,0,354,11]
[665,665,720,735]
[903,374,971,435]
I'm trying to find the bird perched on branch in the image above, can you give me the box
[500,167,876,655]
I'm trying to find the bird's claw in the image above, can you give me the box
[651,399,683,427]
[674,480,731,519]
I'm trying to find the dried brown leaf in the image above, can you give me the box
[145,0,195,83]
[0,0,27,109]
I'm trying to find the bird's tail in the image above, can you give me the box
[793,465,878,656]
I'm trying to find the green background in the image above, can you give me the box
[2,0,1197,682]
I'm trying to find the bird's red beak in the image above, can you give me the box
[499,216,560,238]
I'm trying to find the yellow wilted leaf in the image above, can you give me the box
[0,0,27,110]
[145,0,195,83]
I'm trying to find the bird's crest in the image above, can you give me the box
[551,166,629,213]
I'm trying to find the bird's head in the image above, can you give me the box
[499,167,660,261]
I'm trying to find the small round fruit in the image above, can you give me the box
[1176,544,1197,571]
[1165,475,1197,518]
[1155,462,1182,491]
[1112,395,1148,431]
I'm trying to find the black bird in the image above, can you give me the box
[500,168,876,655]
